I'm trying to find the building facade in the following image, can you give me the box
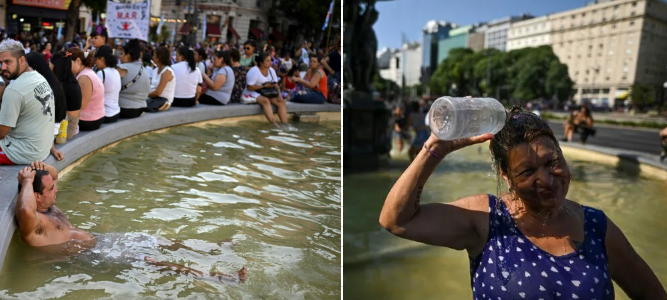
[159,0,290,45]
[507,15,552,51]
[437,25,473,63]
[421,20,456,85]
[484,15,533,51]
[401,43,422,87]
[379,49,401,85]
[467,29,486,52]
[549,0,667,107]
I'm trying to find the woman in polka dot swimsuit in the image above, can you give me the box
[380,108,666,299]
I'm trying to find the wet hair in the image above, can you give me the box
[489,107,560,180]
[25,52,67,123]
[243,40,255,49]
[65,47,95,68]
[195,48,206,61]
[50,51,78,84]
[177,46,196,72]
[255,52,271,66]
[214,50,230,66]
[229,48,240,63]
[32,170,51,194]
[94,45,117,68]
[154,46,171,67]
[122,39,142,61]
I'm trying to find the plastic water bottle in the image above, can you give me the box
[428,96,507,140]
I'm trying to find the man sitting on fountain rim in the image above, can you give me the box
[16,160,247,282]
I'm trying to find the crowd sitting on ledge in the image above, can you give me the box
[0,30,341,165]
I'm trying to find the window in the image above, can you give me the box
[632,1,636,6]
[630,21,634,26]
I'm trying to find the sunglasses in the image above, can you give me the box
[244,47,251,50]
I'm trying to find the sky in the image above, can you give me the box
[374,0,593,49]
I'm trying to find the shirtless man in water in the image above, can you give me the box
[16,160,247,282]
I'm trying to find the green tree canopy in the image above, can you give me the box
[275,0,340,42]
[429,45,574,105]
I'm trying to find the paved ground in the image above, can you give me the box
[547,120,663,158]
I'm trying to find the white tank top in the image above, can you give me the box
[150,66,176,104]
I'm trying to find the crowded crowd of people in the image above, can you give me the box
[0,29,341,165]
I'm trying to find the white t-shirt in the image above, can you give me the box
[301,48,309,65]
[172,61,202,99]
[281,58,293,71]
[97,67,121,117]
[243,66,278,98]
[196,61,206,77]
[145,66,154,81]
[150,66,176,104]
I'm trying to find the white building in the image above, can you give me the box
[484,15,533,51]
[549,0,667,107]
[507,15,552,51]
[401,43,422,87]
[379,49,401,84]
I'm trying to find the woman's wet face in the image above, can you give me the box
[505,136,570,211]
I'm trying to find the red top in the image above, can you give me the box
[305,68,327,96]
[43,51,51,62]
[285,76,296,90]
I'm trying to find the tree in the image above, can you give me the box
[65,0,107,42]
[630,83,656,112]
[276,0,340,43]
[428,45,572,105]
[373,74,399,100]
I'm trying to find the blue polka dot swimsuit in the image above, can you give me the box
[469,195,614,300]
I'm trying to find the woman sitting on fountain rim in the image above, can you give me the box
[380,107,666,299]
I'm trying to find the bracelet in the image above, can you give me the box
[423,146,442,160]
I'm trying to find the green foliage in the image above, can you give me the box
[149,25,170,43]
[630,82,657,111]
[277,0,340,40]
[373,74,400,99]
[429,45,573,104]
